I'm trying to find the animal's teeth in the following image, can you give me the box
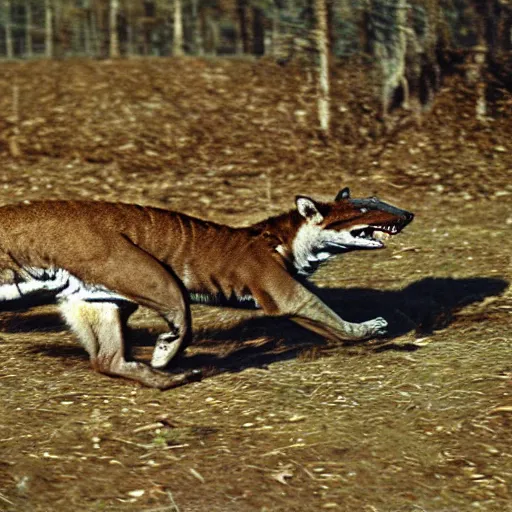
[373,231,391,241]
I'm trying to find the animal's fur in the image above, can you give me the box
[0,187,413,389]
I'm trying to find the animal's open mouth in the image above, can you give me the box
[350,222,404,247]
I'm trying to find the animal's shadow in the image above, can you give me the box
[170,276,508,373]
[14,276,508,377]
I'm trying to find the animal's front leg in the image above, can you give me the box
[291,295,387,341]
[254,263,387,342]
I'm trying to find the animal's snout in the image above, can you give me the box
[404,211,414,223]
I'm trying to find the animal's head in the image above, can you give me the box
[289,187,414,275]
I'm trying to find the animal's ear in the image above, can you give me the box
[335,187,350,201]
[296,196,323,224]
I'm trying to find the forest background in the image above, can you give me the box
[1,0,512,135]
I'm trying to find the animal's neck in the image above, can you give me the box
[248,211,325,276]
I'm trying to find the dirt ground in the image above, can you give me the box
[0,58,511,512]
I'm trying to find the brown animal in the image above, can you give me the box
[0,187,413,389]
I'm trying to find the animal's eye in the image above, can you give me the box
[360,208,368,213]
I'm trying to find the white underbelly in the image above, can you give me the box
[12,267,257,307]
[59,276,128,301]
[21,267,129,302]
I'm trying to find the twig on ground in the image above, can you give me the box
[132,422,165,434]
[189,468,205,483]
[0,492,15,506]
[167,489,180,512]
[108,437,153,449]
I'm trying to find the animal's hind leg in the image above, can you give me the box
[59,298,197,389]
[118,301,139,326]
[115,301,182,371]
[71,235,193,370]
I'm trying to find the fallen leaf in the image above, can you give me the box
[127,490,145,498]
[271,465,294,485]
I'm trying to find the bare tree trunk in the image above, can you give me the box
[173,0,184,56]
[126,25,135,56]
[270,4,279,57]
[71,10,81,55]
[315,0,330,137]
[90,10,100,57]
[358,0,372,55]
[45,0,53,58]
[465,43,488,121]
[25,0,33,58]
[109,0,120,58]
[84,12,91,56]
[5,0,13,59]
[126,3,135,56]
[206,15,219,55]
[372,0,409,121]
[191,0,203,55]
[52,0,66,58]
[235,22,243,54]
[252,7,265,55]
[236,0,251,54]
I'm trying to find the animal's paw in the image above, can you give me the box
[364,317,388,337]
[151,332,181,369]
[158,332,180,343]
